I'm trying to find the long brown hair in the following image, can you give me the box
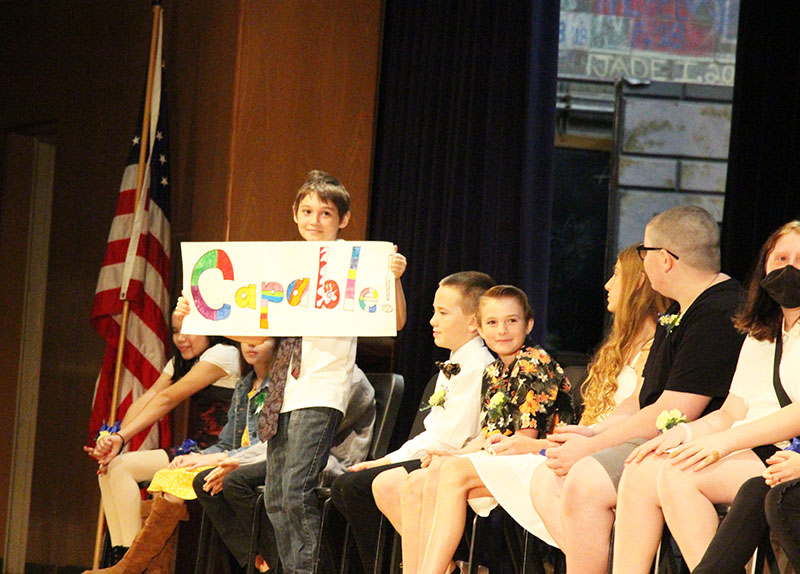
[734,221,800,342]
[580,245,670,425]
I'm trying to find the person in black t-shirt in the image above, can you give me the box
[530,206,745,574]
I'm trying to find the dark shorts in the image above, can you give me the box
[590,438,648,490]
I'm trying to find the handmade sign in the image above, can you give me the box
[181,241,397,337]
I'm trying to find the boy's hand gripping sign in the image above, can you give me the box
[181,242,397,337]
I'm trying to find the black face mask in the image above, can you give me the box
[761,265,800,309]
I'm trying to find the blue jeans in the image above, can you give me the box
[264,407,342,574]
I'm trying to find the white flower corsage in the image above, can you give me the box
[420,387,448,411]
[656,408,687,432]
[658,313,683,335]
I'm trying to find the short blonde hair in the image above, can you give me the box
[647,205,720,272]
[439,271,495,316]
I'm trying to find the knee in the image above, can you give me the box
[738,475,770,501]
[765,479,800,526]
[400,468,425,505]
[372,468,405,508]
[561,459,607,517]
[105,452,130,478]
[330,473,347,508]
[656,462,693,503]
[618,457,659,500]
[193,471,209,501]
[438,457,471,491]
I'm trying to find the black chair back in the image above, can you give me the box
[564,365,588,422]
[365,373,404,460]
[407,374,440,440]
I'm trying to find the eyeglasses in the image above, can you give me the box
[637,244,680,261]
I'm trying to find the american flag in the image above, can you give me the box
[88,21,172,451]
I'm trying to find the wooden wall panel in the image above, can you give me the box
[0,0,382,567]
[227,0,382,241]
[0,134,35,559]
[0,2,241,567]
[169,1,241,250]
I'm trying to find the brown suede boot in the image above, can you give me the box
[83,495,187,574]
[142,526,178,574]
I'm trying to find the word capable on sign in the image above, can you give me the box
[181,241,398,337]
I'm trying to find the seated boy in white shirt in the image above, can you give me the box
[330,270,496,574]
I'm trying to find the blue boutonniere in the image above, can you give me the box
[658,313,683,335]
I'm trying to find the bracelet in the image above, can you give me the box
[113,432,127,450]
[677,422,692,443]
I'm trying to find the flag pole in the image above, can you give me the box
[92,2,162,567]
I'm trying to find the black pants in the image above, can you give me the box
[329,459,422,574]
[693,475,800,573]
[193,462,278,568]
[765,477,800,569]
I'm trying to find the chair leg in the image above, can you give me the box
[313,496,335,574]
[195,510,212,574]
[466,513,483,574]
[247,492,264,574]
[753,530,780,574]
[338,523,351,574]
[521,530,547,574]
[374,515,388,574]
[388,531,402,574]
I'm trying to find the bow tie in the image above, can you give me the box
[435,361,461,379]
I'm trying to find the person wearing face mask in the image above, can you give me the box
[610,220,800,573]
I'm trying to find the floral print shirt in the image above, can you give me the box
[480,345,573,436]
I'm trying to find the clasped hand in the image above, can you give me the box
[763,450,800,486]
[202,458,241,496]
[420,448,452,468]
[542,425,596,476]
[484,433,551,456]
[83,432,124,474]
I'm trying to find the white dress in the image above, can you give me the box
[464,357,640,547]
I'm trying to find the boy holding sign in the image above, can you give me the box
[264,170,406,574]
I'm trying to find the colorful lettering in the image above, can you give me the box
[263,281,285,303]
[343,246,361,311]
[315,246,340,309]
[235,284,256,309]
[260,282,270,329]
[191,249,234,320]
[359,287,379,313]
[287,278,310,307]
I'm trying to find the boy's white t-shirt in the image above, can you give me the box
[162,343,241,389]
[279,336,358,414]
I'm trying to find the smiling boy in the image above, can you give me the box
[262,170,407,574]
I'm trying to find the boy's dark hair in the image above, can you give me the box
[292,170,351,219]
[438,271,496,316]
[477,285,534,323]
[734,220,800,342]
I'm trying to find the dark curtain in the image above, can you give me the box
[721,0,800,281]
[368,0,560,448]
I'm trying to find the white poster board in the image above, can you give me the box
[181,241,397,337]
